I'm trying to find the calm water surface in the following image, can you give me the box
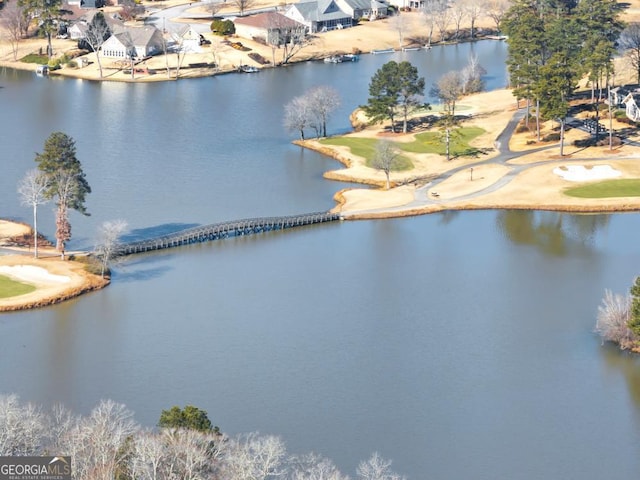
[2,41,640,479]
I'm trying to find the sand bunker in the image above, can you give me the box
[0,265,70,285]
[553,165,622,182]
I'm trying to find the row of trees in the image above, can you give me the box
[17,132,127,275]
[502,0,624,155]
[0,395,406,480]
[595,277,640,351]
[284,86,341,139]
[17,132,91,259]
[387,0,510,48]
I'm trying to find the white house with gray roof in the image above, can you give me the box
[101,25,164,59]
[335,0,388,19]
[285,0,353,33]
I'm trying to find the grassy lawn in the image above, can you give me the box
[20,53,49,64]
[319,137,414,170]
[564,179,640,198]
[400,127,486,157]
[320,126,486,163]
[0,274,36,299]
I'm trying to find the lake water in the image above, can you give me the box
[2,41,640,479]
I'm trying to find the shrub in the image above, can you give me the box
[542,132,561,142]
[69,254,104,276]
[211,19,235,36]
[20,53,49,64]
[595,289,637,350]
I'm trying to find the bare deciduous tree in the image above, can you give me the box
[17,168,49,258]
[163,429,217,480]
[232,0,257,16]
[220,432,286,480]
[433,0,452,42]
[289,453,349,480]
[307,85,341,138]
[485,0,509,33]
[357,453,405,480]
[431,71,463,161]
[265,13,310,65]
[83,12,112,78]
[459,53,486,94]
[0,394,48,456]
[595,289,636,350]
[389,12,408,49]
[372,140,400,189]
[463,0,483,39]
[130,430,166,480]
[284,95,312,140]
[0,0,26,61]
[208,0,224,17]
[432,70,463,119]
[450,0,467,40]
[420,0,446,47]
[84,399,139,480]
[94,219,128,278]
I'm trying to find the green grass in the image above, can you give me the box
[564,179,640,198]
[20,53,49,64]
[319,137,414,170]
[320,126,486,162]
[401,127,485,156]
[0,274,36,299]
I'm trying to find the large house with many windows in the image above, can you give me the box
[284,0,388,33]
[285,0,353,32]
[101,25,164,59]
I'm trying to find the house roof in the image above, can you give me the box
[111,25,162,48]
[622,92,640,104]
[234,11,304,29]
[342,0,387,10]
[292,0,351,22]
[165,24,200,44]
[76,10,124,28]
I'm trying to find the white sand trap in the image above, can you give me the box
[553,165,622,182]
[0,265,70,285]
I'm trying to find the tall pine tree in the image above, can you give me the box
[35,132,91,257]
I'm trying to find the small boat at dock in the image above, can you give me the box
[371,48,395,54]
[238,65,259,73]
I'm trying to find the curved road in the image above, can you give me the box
[344,109,639,216]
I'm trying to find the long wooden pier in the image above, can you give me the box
[117,211,341,256]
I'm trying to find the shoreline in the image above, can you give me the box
[0,220,109,312]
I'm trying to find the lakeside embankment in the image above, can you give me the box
[297,88,640,219]
[0,220,108,312]
[0,0,506,82]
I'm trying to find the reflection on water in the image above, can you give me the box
[600,343,640,415]
[497,210,610,255]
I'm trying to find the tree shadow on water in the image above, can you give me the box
[120,223,200,243]
[112,253,175,283]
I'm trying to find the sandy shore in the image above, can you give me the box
[0,0,503,81]
[0,221,108,312]
[315,87,640,218]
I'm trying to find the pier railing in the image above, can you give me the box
[117,211,341,256]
